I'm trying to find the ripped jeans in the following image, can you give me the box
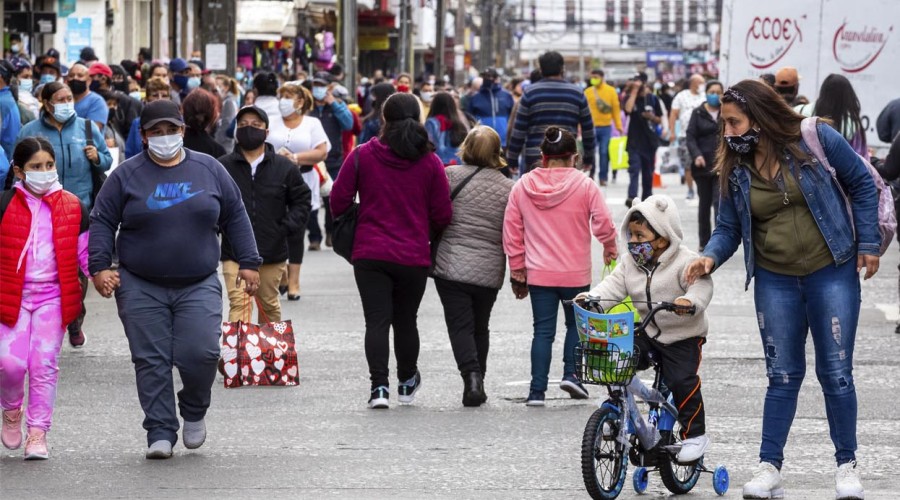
[753,259,860,469]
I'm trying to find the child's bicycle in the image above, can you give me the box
[566,297,729,499]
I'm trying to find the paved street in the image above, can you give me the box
[3,173,900,499]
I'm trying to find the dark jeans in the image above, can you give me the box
[627,147,655,200]
[754,260,860,468]
[115,268,222,446]
[307,208,322,245]
[695,175,720,250]
[592,126,612,181]
[354,259,429,389]
[528,284,589,392]
[635,333,706,439]
[66,272,89,334]
[434,278,499,376]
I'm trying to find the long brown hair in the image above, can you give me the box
[716,79,810,194]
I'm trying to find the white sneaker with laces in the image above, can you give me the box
[676,434,710,462]
[742,461,784,499]
[835,461,864,500]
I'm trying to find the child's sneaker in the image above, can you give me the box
[526,389,545,407]
[742,461,784,499]
[398,372,422,404]
[23,429,48,460]
[2,408,23,450]
[676,434,709,462]
[559,374,589,399]
[368,386,389,409]
[835,461,864,500]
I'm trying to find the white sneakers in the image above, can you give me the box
[742,462,784,499]
[677,434,710,462]
[835,461,865,500]
[742,461,864,500]
[183,419,207,449]
[145,440,174,459]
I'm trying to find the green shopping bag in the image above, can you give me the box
[609,136,629,171]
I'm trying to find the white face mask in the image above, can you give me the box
[147,134,184,161]
[420,91,434,104]
[278,98,299,118]
[24,170,59,195]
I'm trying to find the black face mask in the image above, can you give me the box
[776,85,797,102]
[89,80,102,93]
[113,81,129,93]
[68,79,87,95]
[236,126,267,150]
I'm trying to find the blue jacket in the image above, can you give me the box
[703,122,879,289]
[1,87,22,161]
[17,112,113,207]
[125,117,143,159]
[466,83,514,147]
[425,117,461,165]
[359,118,381,145]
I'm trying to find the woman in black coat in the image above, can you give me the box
[685,80,724,251]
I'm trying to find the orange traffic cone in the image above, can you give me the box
[653,172,664,188]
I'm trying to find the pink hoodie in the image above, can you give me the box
[503,168,616,287]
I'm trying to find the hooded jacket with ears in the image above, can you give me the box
[588,194,713,345]
[503,167,617,287]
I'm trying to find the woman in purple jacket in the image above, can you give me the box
[331,93,452,409]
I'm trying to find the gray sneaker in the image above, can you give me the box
[146,440,173,459]
[183,419,207,449]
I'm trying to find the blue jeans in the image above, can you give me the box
[753,259,860,468]
[627,148,655,200]
[593,126,612,181]
[528,285,589,392]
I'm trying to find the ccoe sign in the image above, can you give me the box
[721,0,898,148]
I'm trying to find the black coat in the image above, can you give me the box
[185,128,227,159]
[685,104,722,178]
[218,145,311,263]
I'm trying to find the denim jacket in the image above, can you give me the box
[702,122,879,289]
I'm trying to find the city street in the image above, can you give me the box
[3,172,900,499]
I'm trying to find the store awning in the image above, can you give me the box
[237,0,297,41]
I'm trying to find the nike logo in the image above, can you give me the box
[146,182,205,210]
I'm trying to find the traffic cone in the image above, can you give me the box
[653,172,664,188]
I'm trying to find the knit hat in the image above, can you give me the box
[622,195,683,250]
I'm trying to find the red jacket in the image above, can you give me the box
[0,188,87,327]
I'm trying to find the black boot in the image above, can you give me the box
[462,372,487,407]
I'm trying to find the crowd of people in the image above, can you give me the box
[1,43,897,500]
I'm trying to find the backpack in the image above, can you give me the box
[800,117,897,255]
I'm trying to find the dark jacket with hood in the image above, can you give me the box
[685,104,721,178]
[218,144,311,263]
[466,82,515,147]
[330,138,452,267]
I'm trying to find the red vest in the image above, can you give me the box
[0,189,85,328]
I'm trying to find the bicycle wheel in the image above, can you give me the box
[581,407,628,499]
[657,429,701,495]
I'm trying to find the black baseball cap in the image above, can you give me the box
[312,71,331,85]
[141,100,185,130]
[235,105,269,128]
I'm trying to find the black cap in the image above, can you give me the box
[481,67,499,79]
[635,71,649,83]
[80,47,98,62]
[140,100,185,130]
[235,105,269,128]
[39,58,62,74]
[46,48,61,59]
[312,71,331,85]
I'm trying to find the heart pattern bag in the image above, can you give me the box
[221,320,299,388]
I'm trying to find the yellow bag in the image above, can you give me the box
[609,136,629,171]
[601,259,641,323]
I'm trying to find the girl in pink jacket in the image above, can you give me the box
[503,127,618,407]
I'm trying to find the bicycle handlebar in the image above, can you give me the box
[565,298,696,333]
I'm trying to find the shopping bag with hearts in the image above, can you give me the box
[220,298,298,388]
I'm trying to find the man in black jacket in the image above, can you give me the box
[218,106,311,322]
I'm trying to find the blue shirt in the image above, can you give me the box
[74,91,110,128]
[0,87,22,159]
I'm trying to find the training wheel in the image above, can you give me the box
[712,465,729,496]
[632,466,649,494]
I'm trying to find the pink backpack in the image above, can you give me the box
[801,117,896,255]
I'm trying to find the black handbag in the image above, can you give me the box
[332,149,360,263]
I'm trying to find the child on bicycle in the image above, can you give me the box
[576,194,713,463]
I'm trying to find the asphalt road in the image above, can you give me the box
[2,173,899,499]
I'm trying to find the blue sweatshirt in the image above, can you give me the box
[89,149,261,285]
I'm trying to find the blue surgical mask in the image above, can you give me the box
[235,72,245,82]
[312,86,328,101]
[706,94,721,107]
[129,91,142,101]
[40,74,56,85]
[187,77,201,90]
[18,79,34,93]
[52,102,76,122]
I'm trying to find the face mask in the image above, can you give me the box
[24,170,59,195]
[235,72,245,81]
[147,134,184,161]
[653,82,662,91]
[396,84,410,93]
[236,126,267,150]
[89,80,102,92]
[706,94,721,107]
[52,102,76,122]
[11,44,20,53]
[187,77,201,90]
[129,91,142,101]
[590,78,602,87]
[627,241,655,267]
[279,98,299,117]
[114,81,129,93]
[68,79,87,95]
[40,74,56,85]
[173,74,190,90]
[725,127,760,154]
[420,91,434,104]
[312,87,328,101]
[18,79,33,93]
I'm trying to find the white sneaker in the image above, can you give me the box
[183,419,206,449]
[145,440,173,459]
[676,434,710,462]
[835,461,865,500]
[742,462,784,499]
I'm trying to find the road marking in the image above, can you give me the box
[505,380,531,386]
[875,303,899,322]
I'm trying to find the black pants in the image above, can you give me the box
[67,272,89,335]
[695,174,720,250]
[434,278,499,376]
[323,165,341,237]
[635,333,706,440]
[354,259,428,389]
[307,208,322,245]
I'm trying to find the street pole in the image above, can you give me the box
[398,0,408,75]
[455,0,466,84]
[341,0,358,97]
[479,0,492,69]
[435,0,446,80]
[578,0,585,80]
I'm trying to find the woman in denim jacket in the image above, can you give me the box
[685,80,878,500]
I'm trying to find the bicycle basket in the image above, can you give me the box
[573,303,634,353]
[575,343,641,385]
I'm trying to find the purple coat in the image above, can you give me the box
[330,139,452,267]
